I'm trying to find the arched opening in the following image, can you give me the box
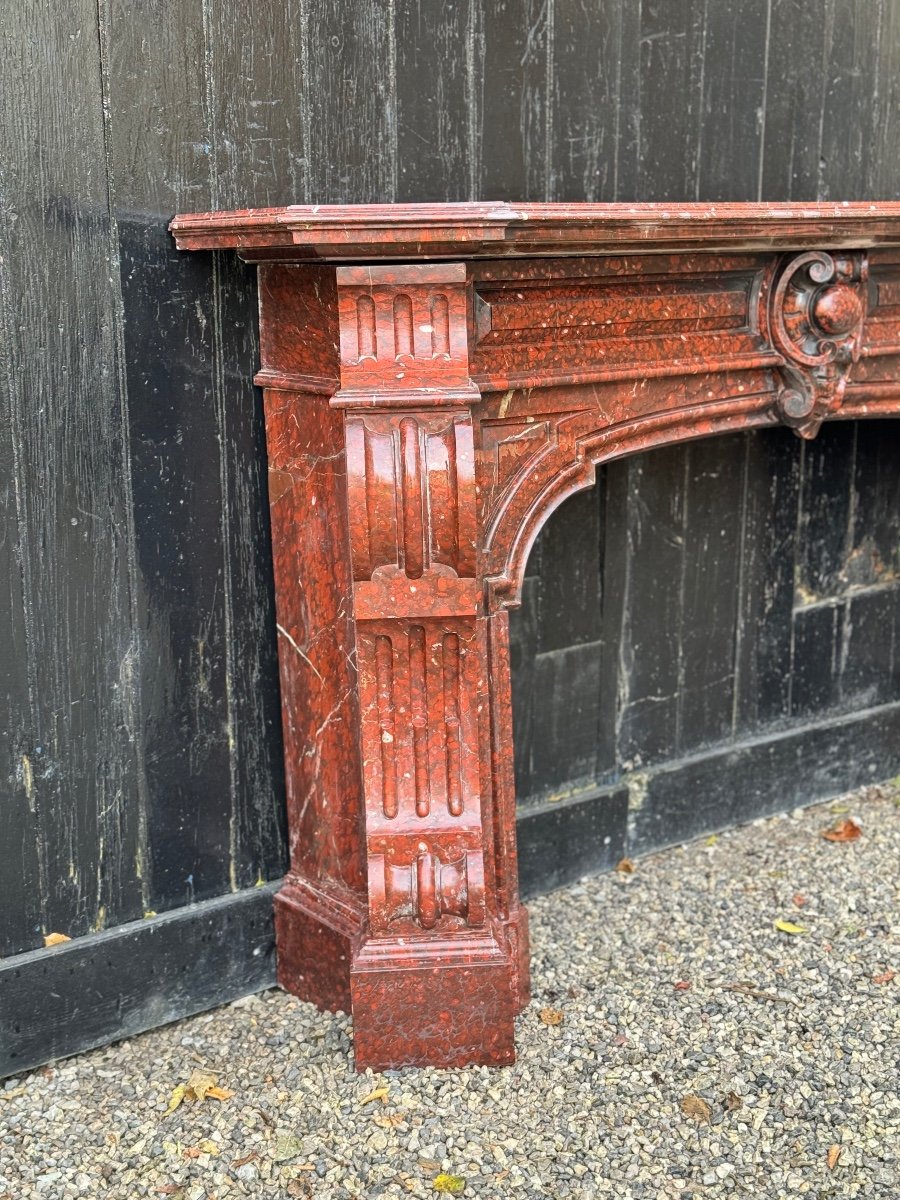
[511,420,900,895]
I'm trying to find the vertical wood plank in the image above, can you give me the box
[759,0,828,200]
[394,0,473,202]
[819,0,900,200]
[479,0,549,200]
[0,243,42,955]
[637,0,769,201]
[103,0,237,909]
[732,428,801,729]
[676,437,744,753]
[615,448,688,769]
[301,0,398,203]
[0,1,143,940]
[546,0,643,202]
[636,0,704,200]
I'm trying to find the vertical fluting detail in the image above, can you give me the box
[399,417,425,578]
[375,635,397,819]
[442,632,463,816]
[409,625,430,818]
[393,293,414,359]
[356,294,377,360]
[431,294,450,358]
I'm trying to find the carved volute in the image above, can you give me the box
[767,250,869,439]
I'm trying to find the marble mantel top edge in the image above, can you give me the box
[170,200,900,260]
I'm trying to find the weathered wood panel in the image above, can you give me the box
[0,0,144,952]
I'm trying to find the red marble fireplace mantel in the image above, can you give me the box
[170,203,900,1070]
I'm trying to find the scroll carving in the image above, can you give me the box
[767,250,869,439]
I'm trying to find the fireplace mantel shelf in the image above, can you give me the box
[171,202,900,1069]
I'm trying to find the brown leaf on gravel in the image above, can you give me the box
[725,1091,743,1112]
[287,1181,314,1198]
[680,1095,712,1124]
[822,818,862,842]
[165,1070,235,1115]
[673,980,692,991]
[827,1144,842,1170]
[231,1152,260,1169]
[374,1111,406,1129]
[793,893,807,907]
[873,969,896,985]
[539,1006,564,1026]
[360,1085,390,1105]
[615,858,635,873]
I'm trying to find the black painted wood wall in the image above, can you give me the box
[1,0,898,1073]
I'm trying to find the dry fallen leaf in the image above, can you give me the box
[418,1159,441,1173]
[231,1152,260,1169]
[774,919,808,936]
[287,1181,313,1199]
[0,1088,27,1102]
[539,1007,564,1026]
[822,817,862,843]
[724,1091,743,1112]
[43,932,71,947]
[165,1085,188,1116]
[793,893,807,907]
[165,1070,233,1115]
[673,980,692,991]
[615,858,635,874]
[432,1174,466,1195]
[273,1132,305,1163]
[360,1086,390,1105]
[680,1094,712,1123]
[374,1111,406,1129]
[827,1144,842,1170]
[873,969,896,985]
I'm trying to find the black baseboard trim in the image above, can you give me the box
[517,700,900,897]
[0,883,279,1079]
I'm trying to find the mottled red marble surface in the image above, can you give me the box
[170,205,900,1070]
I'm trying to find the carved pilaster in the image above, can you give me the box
[767,250,869,439]
[333,263,519,1068]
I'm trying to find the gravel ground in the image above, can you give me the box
[2,783,898,1200]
